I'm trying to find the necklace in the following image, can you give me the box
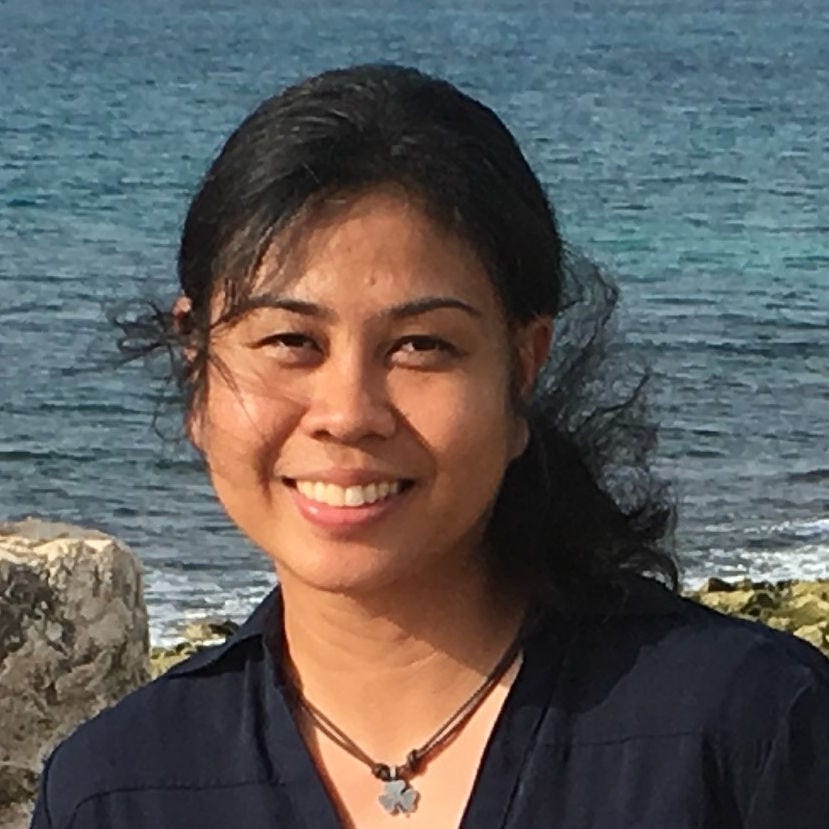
[288,636,523,816]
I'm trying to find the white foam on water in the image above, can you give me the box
[682,541,829,591]
[765,517,829,539]
[144,568,277,647]
[701,516,829,541]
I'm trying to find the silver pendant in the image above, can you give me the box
[378,778,419,815]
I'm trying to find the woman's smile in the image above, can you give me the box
[290,478,407,508]
[285,476,416,532]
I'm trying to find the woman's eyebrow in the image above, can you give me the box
[386,296,482,320]
[239,295,482,321]
[245,296,331,318]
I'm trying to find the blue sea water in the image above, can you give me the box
[2,0,827,643]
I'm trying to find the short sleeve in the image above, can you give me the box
[743,674,829,828]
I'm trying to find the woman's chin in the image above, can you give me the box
[270,545,421,599]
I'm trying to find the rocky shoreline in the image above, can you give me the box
[2,518,828,829]
[149,578,829,677]
[688,576,829,656]
[150,618,241,678]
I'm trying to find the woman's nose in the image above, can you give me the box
[301,356,397,444]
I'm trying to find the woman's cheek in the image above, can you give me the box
[404,378,511,463]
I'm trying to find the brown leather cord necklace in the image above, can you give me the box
[287,636,524,816]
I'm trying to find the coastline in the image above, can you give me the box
[3,511,827,829]
[149,577,829,678]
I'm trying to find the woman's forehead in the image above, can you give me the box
[233,188,503,319]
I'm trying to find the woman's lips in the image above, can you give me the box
[284,477,414,530]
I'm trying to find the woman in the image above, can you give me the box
[32,65,828,828]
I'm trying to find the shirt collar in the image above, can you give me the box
[587,573,685,618]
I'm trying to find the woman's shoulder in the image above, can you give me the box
[629,577,827,685]
[515,578,829,826]
[38,593,281,827]
[545,575,829,742]
[567,574,828,667]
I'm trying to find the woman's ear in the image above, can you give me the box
[185,405,205,454]
[515,317,553,401]
[508,317,552,461]
[173,296,207,453]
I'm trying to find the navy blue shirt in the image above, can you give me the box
[31,578,829,828]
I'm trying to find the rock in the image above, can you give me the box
[794,624,828,651]
[787,594,829,628]
[148,617,240,680]
[149,641,201,678]
[764,614,797,633]
[686,578,829,659]
[693,588,756,616]
[789,581,829,601]
[180,617,239,644]
[0,517,150,828]
[699,576,736,593]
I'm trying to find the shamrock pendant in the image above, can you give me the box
[379,778,419,815]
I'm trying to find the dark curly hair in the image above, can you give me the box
[112,64,678,612]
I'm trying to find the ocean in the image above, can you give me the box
[2,0,827,644]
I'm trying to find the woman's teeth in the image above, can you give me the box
[294,480,402,507]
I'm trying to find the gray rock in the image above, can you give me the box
[0,517,150,828]
[180,616,240,644]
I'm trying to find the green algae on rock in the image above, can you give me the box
[150,617,240,678]
[687,578,829,658]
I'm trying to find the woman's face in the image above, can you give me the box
[190,188,550,597]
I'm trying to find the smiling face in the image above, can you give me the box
[189,187,550,599]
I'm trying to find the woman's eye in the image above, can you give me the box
[398,336,450,352]
[253,333,320,362]
[391,336,460,366]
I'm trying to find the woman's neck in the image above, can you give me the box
[278,560,527,762]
